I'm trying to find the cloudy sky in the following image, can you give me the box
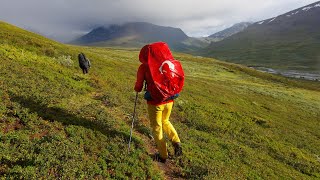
[0,0,318,42]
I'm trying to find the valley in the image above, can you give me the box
[1,1,320,179]
[251,66,320,81]
[201,1,320,76]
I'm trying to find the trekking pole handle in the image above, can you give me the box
[128,92,138,153]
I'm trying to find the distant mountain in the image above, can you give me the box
[203,1,320,72]
[208,22,252,40]
[71,22,208,51]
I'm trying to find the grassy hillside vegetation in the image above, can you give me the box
[203,30,320,71]
[0,21,160,179]
[1,21,320,179]
[202,3,320,72]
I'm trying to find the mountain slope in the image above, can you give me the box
[1,21,320,179]
[203,1,320,72]
[208,22,252,40]
[71,22,211,52]
[74,22,188,44]
[72,22,184,48]
[0,21,161,179]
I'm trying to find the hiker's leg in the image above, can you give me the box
[162,102,180,144]
[82,68,86,74]
[148,104,168,159]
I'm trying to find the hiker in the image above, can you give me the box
[78,53,91,74]
[134,42,184,163]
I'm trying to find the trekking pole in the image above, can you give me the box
[128,92,138,153]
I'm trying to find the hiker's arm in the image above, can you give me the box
[134,64,145,92]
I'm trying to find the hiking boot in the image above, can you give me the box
[173,142,182,157]
[153,152,166,163]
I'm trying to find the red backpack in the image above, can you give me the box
[140,42,184,102]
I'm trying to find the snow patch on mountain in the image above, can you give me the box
[302,6,312,11]
[258,21,264,25]
[268,18,276,23]
[288,11,299,16]
[301,3,320,11]
[283,2,320,18]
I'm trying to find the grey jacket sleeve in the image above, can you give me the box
[87,59,91,68]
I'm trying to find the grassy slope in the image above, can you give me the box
[1,21,320,179]
[0,22,160,179]
[202,27,320,72]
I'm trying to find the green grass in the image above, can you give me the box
[171,55,320,178]
[1,21,320,179]
[202,28,320,72]
[0,21,160,179]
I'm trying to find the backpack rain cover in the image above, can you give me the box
[140,42,184,102]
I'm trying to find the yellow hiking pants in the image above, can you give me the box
[147,102,180,159]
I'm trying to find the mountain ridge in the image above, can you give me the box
[71,21,254,51]
[202,1,320,72]
[71,22,191,49]
[208,22,252,40]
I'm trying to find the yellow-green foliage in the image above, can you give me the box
[0,21,320,179]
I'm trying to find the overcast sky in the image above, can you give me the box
[0,0,318,42]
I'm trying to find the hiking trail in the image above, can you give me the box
[138,131,184,180]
